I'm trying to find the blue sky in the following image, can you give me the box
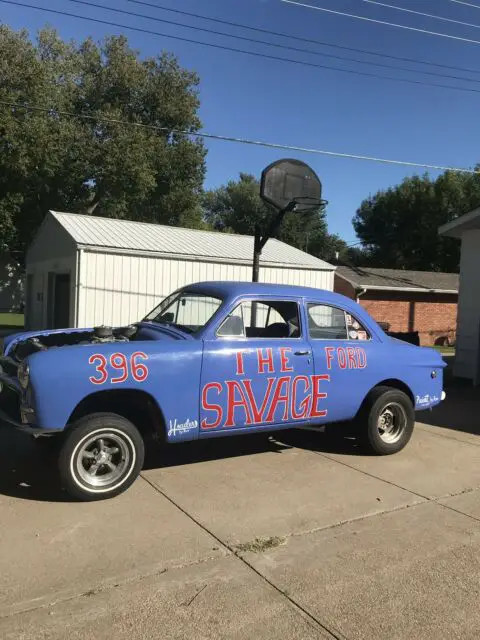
[2,0,480,243]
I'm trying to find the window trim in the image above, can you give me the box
[306,302,372,342]
[215,298,303,340]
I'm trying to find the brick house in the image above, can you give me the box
[334,266,459,347]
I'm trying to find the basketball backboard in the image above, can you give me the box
[260,158,326,212]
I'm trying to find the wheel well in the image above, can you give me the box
[68,390,166,442]
[370,379,414,404]
[357,379,415,417]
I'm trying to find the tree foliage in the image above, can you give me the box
[353,171,480,272]
[202,173,346,263]
[0,26,206,257]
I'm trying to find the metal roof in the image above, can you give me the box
[49,211,334,271]
[336,266,459,293]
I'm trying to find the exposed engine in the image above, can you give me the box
[11,325,138,361]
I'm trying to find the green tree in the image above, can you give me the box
[353,170,480,272]
[0,26,206,258]
[202,172,343,262]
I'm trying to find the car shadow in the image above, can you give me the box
[415,382,479,438]
[0,425,70,503]
[0,424,361,503]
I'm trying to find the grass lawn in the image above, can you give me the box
[433,345,456,356]
[0,313,24,328]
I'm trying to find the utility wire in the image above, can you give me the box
[1,100,477,174]
[59,0,480,85]
[358,0,480,31]
[128,0,480,77]
[281,0,480,46]
[446,1,480,9]
[3,0,480,96]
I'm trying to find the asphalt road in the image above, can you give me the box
[0,387,479,639]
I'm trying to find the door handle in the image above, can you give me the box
[294,350,311,356]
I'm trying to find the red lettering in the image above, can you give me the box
[310,374,330,418]
[337,347,347,369]
[325,346,335,370]
[291,376,311,419]
[201,382,223,430]
[235,351,245,376]
[242,378,275,424]
[265,376,291,423]
[279,347,293,372]
[346,347,357,369]
[257,348,274,374]
[356,347,367,369]
[225,380,253,427]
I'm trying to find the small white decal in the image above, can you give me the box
[416,394,440,406]
[168,418,198,437]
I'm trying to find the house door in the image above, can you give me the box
[47,273,71,329]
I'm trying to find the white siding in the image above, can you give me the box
[25,255,77,329]
[454,229,480,383]
[77,250,334,328]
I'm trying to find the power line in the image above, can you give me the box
[128,0,480,77]
[61,0,480,85]
[358,0,480,31]
[1,100,477,174]
[446,1,480,8]
[3,1,480,97]
[281,0,480,46]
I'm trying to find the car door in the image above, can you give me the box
[199,297,317,436]
[305,301,379,423]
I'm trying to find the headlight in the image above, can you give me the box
[17,362,30,389]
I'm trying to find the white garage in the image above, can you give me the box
[25,210,335,330]
[439,208,480,386]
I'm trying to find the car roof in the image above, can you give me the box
[183,281,351,306]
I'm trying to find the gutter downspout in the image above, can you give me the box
[356,288,367,303]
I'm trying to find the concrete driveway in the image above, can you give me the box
[0,387,479,640]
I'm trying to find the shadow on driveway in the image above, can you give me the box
[0,424,361,503]
[415,382,479,438]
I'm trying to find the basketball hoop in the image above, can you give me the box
[260,158,327,213]
[251,157,327,302]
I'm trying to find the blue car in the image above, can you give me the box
[0,282,446,501]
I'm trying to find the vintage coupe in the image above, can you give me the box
[0,282,446,501]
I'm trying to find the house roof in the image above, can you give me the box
[438,207,480,239]
[48,211,334,271]
[336,266,459,294]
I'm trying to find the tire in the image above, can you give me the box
[358,386,414,455]
[58,413,145,501]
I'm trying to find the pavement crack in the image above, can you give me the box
[416,425,480,447]
[181,584,208,607]
[141,473,347,640]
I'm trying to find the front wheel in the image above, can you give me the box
[359,387,414,455]
[58,413,145,501]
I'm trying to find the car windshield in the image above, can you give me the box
[143,291,223,334]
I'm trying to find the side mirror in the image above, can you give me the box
[160,312,174,323]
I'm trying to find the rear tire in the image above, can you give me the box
[358,386,414,455]
[58,413,144,501]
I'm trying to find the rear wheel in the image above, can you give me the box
[359,386,414,455]
[58,413,144,501]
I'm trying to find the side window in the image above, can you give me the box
[345,313,371,341]
[307,304,371,341]
[307,304,348,340]
[217,300,301,339]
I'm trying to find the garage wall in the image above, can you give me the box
[25,255,77,329]
[77,250,334,328]
[454,229,480,383]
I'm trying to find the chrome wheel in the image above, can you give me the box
[377,402,407,444]
[74,430,133,490]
